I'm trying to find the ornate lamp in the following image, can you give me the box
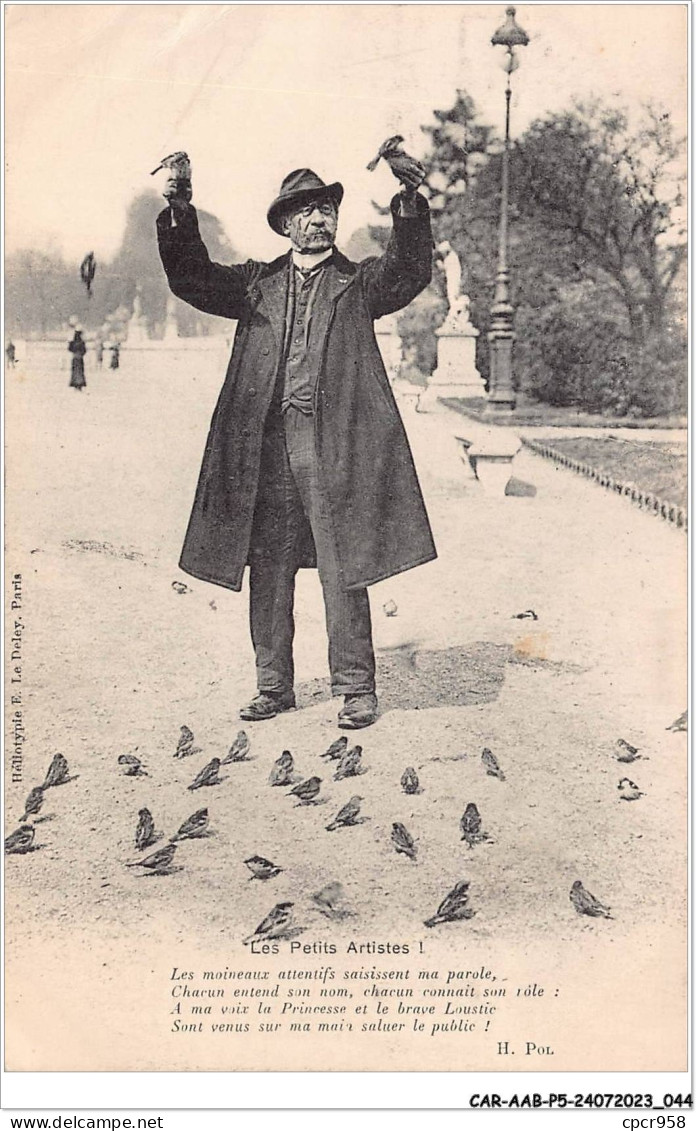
[487,7,529,412]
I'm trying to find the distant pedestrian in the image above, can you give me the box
[109,342,120,370]
[5,340,16,367]
[68,330,87,391]
[95,339,104,368]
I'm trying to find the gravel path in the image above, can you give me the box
[5,350,687,1072]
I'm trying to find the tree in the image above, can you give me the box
[415,91,686,414]
[514,100,686,344]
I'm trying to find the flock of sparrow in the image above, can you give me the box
[7,707,686,942]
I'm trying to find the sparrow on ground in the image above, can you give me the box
[391,822,417,860]
[481,748,505,781]
[326,796,363,831]
[512,609,538,620]
[570,879,612,919]
[127,843,177,874]
[135,808,157,852]
[460,802,482,845]
[42,753,70,788]
[171,581,191,595]
[666,710,687,732]
[320,736,348,761]
[175,726,200,758]
[118,753,148,776]
[244,855,283,881]
[269,751,294,786]
[288,776,321,805]
[333,745,364,781]
[618,777,644,801]
[382,599,398,617]
[312,882,348,917]
[20,786,44,823]
[223,730,250,763]
[188,758,221,790]
[616,738,640,762]
[424,880,475,927]
[171,808,209,841]
[400,767,420,795]
[243,902,294,945]
[5,825,35,855]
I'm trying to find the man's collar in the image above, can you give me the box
[291,247,334,272]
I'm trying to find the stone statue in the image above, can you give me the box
[437,241,462,309]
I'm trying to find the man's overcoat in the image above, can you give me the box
[157,193,437,592]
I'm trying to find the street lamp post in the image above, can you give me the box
[487,6,529,412]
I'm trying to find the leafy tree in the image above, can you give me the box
[413,91,686,414]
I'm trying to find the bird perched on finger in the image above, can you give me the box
[223,730,250,763]
[333,745,364,781]
[171,808,209,841]
[391,822,417,860]
[42,753,70,788]
[288,776,321,805]
[326,795,363,831]
[5,825,35,855]
[383,598,398,617]
[481,748,505,781]
[175,726,200,758]
[135,808,157,852]
[424,880,475,927]
[667,709,687,732]
[618,777,644,801]
[400,767,420,795]
[570,879,612,919]
[243,902,294,945]
[616,738,640,762]
[20,786,44,823]
[269,751,294,786]
[118,753,148,777]
[127,843,177,874]
[244,855,283,881]
[367,135,404,172]
[188,758,221,791]
[320,736,348,761]
[151,151,191,177]
[367,135,425,191]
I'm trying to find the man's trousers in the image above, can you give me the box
[248,405,376,698]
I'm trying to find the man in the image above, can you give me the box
[157,150,436,729]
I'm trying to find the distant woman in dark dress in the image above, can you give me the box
[68,330,87,390]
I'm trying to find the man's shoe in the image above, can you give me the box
[338,693,378,730]
[239,692,296,722]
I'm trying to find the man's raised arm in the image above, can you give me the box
[156,182,255,320]
[360,143,434,319]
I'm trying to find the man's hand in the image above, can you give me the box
[152,151,192,221]
[163,174,193,220]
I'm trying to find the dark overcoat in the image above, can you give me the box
[156,193,437,592]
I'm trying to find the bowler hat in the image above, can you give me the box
[267,168,344,236]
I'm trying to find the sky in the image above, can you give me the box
[5,3,687,263]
